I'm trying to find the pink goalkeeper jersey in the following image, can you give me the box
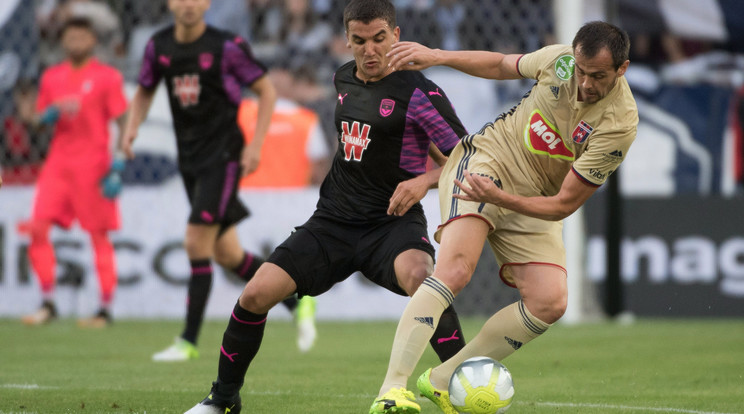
[36,58,127,166]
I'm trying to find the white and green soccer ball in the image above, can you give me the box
[448,357,514,414]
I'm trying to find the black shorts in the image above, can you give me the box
[267,212,436,297]
[181,160,249,231]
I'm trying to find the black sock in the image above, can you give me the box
[430,304,466,362]
[281,294,298,312]
[217,302,268,388]
[232,252,264,282]
[182,259,213,345]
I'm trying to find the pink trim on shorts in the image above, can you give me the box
[218,161,239,219]
[498,262,567,288]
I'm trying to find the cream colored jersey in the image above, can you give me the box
[486,44,637,196]
[436,44,638,284]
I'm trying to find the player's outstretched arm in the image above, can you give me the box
[454,169,597,221]
[121,86,156,159]
[241,76,277,176]
[388,41,523,81]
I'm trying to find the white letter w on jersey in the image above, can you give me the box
[173,74,201,107]
[340,121,371,161]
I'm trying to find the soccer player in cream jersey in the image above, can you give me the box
[371,21,638,413]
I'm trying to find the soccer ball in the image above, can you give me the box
[448,357,514,413]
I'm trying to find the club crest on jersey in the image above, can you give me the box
[173,74,201,107]
[379,99,395,117]
[572,120,594,144]
[341,121,372,162]
[523,109,574,161]
[199,53,213,70]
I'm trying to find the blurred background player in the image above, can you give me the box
[21,16,128,328]
[121,0,315,362]
[184,1,469,412]
[371,21,638,413]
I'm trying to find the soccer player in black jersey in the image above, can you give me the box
[184,1,469,412]
[121,0,315,362]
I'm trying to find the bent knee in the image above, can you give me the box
[212,249,234,269]
[27,220,52,242]
[526,294,567,324]
[238,288,274,314]
[397,265,431,295]
[433,259,475,295]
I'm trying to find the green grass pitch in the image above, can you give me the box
[0,317,742,413]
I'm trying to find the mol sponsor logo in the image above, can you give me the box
[523,109,574,161]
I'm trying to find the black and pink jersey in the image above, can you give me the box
[316,61,467,222]
[138,26,266,171]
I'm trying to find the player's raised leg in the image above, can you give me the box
[392,248,466,363]
[185,262,297,414]
[213,225,317,353]
[372,217,488,413]
[427,264,565,391]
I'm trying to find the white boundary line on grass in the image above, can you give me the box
[0,384,59,390]
[532,401,740,414]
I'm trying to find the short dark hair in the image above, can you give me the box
[60,16,97,38]
[343,0,396,31]
[572,21,630,70]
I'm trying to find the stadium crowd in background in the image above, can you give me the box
[1,80,52,185]
[3,0,744,191]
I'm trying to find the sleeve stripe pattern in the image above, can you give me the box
[138,39,158,89]
[221,39,266,106]
[399,88,461,174]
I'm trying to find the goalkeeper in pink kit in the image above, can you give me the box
[21,17,128,327]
